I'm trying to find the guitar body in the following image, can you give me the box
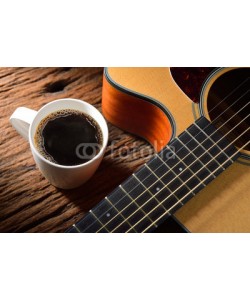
[102,67,250,232]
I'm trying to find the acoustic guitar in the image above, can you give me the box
[67,67,249,233]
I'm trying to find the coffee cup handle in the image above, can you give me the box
[10,107,37,141]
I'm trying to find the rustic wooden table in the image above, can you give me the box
[0,67,213,232]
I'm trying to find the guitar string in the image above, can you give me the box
[95,103,249,232]
[86,91,249,232]
[75,81,249,232]
[198,76,249,114]
[110,119,249,232]
[141,137,250,233]
[97,112,249,232]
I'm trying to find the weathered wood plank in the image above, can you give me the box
[0,67,154,232]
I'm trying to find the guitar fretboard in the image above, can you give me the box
[66,116,239,233]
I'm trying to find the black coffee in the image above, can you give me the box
[35,109,103,166]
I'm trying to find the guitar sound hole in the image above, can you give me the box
[207,68,250,151]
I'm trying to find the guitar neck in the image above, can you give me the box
[67,116,239,233]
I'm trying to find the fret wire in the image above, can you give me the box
[73,224,81,233]
[105,196,136,230]
[127,127,248,233]
[179,129,230,179]
[96,197,136,233]
[141,137,249,233]
[71,89,249,233]
[158,145,203,192]
[133,173,174,213]
[75,211,108,233]
[184,129,223,173]
[175,136,211,183]
[132,173,165,229]
[144,164,184,203]
[112,164,177,232]
[119,184,155,226]
[89,209,110,232]
[156,152,196,197]
[177,135,217,178]
[193,123,234,164]
[106,117,247,233]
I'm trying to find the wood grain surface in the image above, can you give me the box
[0,67,212,233]
[0,67,156,232]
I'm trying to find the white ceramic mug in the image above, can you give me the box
[10,98,109,189]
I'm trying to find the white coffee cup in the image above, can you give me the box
[10,98,109,189]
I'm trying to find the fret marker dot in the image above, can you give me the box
[106,213,111,217]
[156,187,160,191]
[179,167,183,171]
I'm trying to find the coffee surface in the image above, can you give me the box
[35,109,102,166]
